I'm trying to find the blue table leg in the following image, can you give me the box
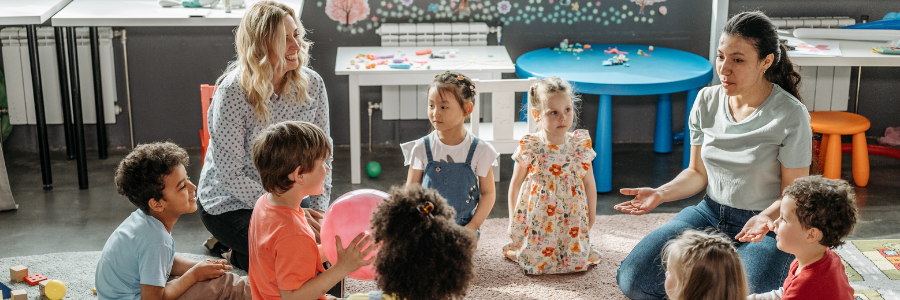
[595,94,613,193]
[653,93,673,153]
[683,88,700,169]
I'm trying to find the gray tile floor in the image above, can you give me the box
[2,143,898,259]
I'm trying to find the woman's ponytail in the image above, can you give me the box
[765,43,802,102]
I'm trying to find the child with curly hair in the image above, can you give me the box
[503,77,600,275]
[749,176,857,300]
[344,185,476,300]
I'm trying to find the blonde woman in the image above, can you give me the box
[197,0,332,271]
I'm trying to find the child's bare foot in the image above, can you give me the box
[504,250,517,261]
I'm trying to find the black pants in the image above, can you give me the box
[198,201,252,271]
[198,198,311,271]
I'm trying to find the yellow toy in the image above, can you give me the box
[44,279,66,300]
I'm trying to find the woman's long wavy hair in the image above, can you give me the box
[218,0,312,123]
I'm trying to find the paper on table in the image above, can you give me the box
[785,38,842,57]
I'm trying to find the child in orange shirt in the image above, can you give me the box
[248,121,376,300]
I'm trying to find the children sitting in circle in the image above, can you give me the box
[247,121,375,300]
[97,142,251,300]
[502,77,601,275]
[402,71,499,237]
[662,229,748,300]
[749,176,858,300]
[344,185,477,300]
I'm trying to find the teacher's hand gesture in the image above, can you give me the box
[615,188,664,215]
[735,214,775,243]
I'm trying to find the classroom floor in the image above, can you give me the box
[2,143,899,259]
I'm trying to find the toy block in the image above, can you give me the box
[8,265,27,283]
[39,280,48,296]
[10,289,25,300]
[24,273,47,286]
[0,282,11,299]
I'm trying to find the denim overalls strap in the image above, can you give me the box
[421,135,481,226]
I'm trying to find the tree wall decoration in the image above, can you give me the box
[630,0,664,14]
[326,0,371,32]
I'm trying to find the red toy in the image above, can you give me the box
[25,273,48,286]
[415,49,432,55]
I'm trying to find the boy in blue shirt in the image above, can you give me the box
[95,142,251,300]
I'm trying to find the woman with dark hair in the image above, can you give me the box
[614,11,810,299]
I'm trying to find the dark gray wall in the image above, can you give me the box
[2,0,898,153]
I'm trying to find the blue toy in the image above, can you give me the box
[0,281,11,299]
[389,64,411,69]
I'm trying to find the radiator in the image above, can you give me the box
[1,26,117,125]
[771,17,855,112]
[377,22,492,121]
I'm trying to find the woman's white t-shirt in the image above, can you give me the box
[401,130,500,178]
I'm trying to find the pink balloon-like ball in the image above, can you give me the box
[320,189,388,281]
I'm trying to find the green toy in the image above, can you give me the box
[366,161,382,178]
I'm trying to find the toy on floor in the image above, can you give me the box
[10,289,25,300]
[0,282,11,299]
[25,273,47,286]
[366,161,382,178]
[9,265,27,283]
[43,280,66,300]
[320,189,389,281]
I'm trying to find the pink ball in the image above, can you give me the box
[320,189,388,281]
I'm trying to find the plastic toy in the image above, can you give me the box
[365,54,375,60]
[25,273,47,286]
[389,64,411,69]
[415,49,432,55]
[603,54,630,66]
[44,280,66,300]
[10,290,25,300]
[604,47,628,55]
[365,161,382,178]
[636,49,651,57]
[584,44,591,49]
[649,45,654,52]
[392,58,404,64]
[39,281,47,297]
[9,265,27,283]
[320,189,389,281]
[0,281,11,299]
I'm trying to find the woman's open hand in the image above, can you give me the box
[736,214,775,242]
[615,188,664,215]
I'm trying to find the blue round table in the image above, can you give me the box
[516,44,713,192]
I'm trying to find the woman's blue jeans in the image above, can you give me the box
[616,196,794,300]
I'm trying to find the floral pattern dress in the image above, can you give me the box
[502,129,601,275]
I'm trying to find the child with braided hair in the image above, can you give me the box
[344,185,476,300]
[662,229,749,300]
[402,71,499,237]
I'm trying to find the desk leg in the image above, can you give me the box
[54,27,75,161]
[682,88,699,169]
[89,27,108,159]
[26,25,53,190]
[349,75,361,184]
[66,27,89,189]
[653,93,673,153]
[594,94,612,193]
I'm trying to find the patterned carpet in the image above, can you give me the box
[835,239,900,300]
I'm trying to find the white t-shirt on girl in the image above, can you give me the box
[401,130,500,178]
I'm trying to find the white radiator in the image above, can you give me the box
[1,26,117,125]
[773,17,855,112]
[376,22,491,120]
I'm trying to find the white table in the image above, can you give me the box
[335,46,515,184]
[0,0,72,25]
[0,0,72,193]
[785,37,900,67]
[52,0,302,26]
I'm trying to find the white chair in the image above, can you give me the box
[466,78,538,181]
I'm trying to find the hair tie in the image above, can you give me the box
[417,201,435,219]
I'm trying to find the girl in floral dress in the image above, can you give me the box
[502,77,601,275]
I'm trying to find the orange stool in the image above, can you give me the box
[809,111,870,186]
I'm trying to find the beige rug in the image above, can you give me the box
[345,213,677,299]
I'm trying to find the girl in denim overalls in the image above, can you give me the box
[401,71,499,237]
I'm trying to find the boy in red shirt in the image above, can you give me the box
[749,176,857,300]
[248,121,376,300]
